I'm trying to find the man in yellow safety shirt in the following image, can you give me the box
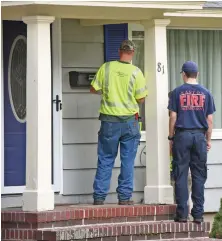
[90,40,148,205]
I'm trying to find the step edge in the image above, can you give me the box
[38,220,210,231]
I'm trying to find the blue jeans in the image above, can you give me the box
[172,130,207,219]
[93,120,141,201]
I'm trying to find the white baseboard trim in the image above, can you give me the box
[2,184,59,195]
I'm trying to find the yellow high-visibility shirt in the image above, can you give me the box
[91,61,148,116]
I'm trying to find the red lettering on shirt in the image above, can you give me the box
[192,95,199,106]
[180,95,186,106]
[179,92,205,110]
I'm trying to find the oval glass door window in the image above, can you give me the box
[8,35,27,123]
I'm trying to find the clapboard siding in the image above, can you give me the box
[63,143,146,169]
[62,19,104,43]
[63,93,101,119]
[205,164,222,188]
[205,188,222,212]
[204,139,222,212]
[63,168,146,195]
[63,119,100,144]
[62,19,104,195]
[62,42,104,68]
[207,140,222,164]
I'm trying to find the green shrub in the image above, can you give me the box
[210,198,222,239]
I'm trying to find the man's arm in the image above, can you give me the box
[169,111,177,137]
[134,69,148,103]
[205,93,216,150]
[206,114,213,142]
[167,89,177,138]
[90,64,105,94]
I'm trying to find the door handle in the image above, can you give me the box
[53,95,62,111]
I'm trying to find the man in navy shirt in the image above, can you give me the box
[168,61,216,224]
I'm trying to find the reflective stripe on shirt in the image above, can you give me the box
[102,62,139,109]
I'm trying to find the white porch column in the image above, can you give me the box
[22,16,55,211]
[142,19,174,204]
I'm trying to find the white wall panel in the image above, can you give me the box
[63,119,100,144]
[63,93,101,118]
[207,140,222,164]
[205,188,222,212]
[63,142,146,169]
[63,168,146,195]
[205,164,222,188]
[62,42,104,68]
[62,19,104,43]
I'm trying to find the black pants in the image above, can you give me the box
[172,129,207,219]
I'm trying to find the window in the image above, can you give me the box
[8,35,27,123]
[131,28,222,129]
[132,31,146,130]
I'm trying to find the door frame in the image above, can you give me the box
[1,19,63,194]
[51,18,63,194]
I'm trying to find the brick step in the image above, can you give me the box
[1,205,176,229]
[141,239,217,241]
[33,221,210,241]
[1,220,211,240]
[0,239,216,241]
[143,239,218,241]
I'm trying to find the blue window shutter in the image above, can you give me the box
[104,24,128,62]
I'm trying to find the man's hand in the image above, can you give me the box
[90,86,101,95]
[207,141,211,151]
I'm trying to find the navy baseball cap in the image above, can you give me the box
[180,61,198,73]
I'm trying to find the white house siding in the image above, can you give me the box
[204,139,222,212]
[61,19,146,203]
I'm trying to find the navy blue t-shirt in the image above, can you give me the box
[168,83,216,129]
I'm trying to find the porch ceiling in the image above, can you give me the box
[0,4,168,21]
[1,1,205,9]
[2,1,221,28]
[1,1,205,21]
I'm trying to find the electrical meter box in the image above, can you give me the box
[69,71,96,88]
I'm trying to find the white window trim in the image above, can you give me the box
[128,23,222,142]
[1,19,63,195]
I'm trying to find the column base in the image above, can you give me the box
[144,185,174,204]
[22,189,54,211]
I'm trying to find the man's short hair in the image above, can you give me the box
[184,72,198,78]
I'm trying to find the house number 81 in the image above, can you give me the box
[157,62,165,74]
